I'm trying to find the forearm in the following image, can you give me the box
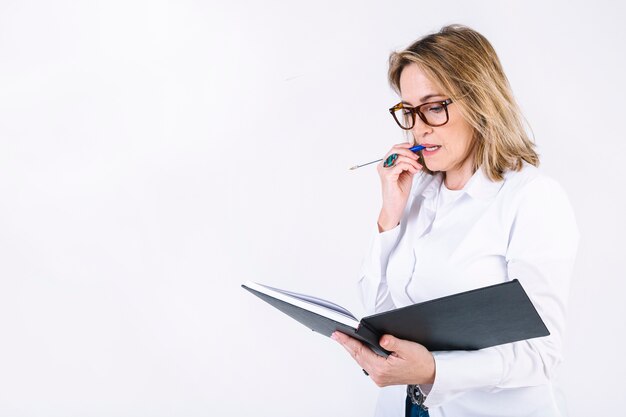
[424,331,563,408]
[357,223,402,314]
[377,208,401,232]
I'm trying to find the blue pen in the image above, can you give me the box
[349,145,426,170]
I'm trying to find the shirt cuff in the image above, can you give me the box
[424,349,504,408]
[418,383,433,395]
[361,222,402,280]
[357,223,402,314]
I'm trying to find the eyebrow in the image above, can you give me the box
[401,94,445,106]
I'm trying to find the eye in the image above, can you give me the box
[425,104,444,113]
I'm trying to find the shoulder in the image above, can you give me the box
[499,162,578,236]
[501,163,579,259]
[502,162,551,189]
[500,162,568,203]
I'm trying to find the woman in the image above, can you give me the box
[331,25,578,417]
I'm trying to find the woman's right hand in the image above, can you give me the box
[376,142,423,232]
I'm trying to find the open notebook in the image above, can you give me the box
[242,279,550,357]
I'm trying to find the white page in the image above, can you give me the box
[243,281,360,328]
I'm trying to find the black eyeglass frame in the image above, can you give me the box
[389,98,454,130]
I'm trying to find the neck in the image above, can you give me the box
[444,154,476,190]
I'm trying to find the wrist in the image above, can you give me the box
[377,210,400,232]
[424,352,436,384]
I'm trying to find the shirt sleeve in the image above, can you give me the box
[423,176,579,408]
[357,223,402,315]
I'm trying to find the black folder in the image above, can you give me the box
[242,279,549,357]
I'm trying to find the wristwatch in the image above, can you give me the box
[407,384,428,410]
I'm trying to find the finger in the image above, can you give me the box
[382,153,399,168]
[384,162,420,177]
[392,142,415,149]
[379,334,410,355]
[385,147,420,161]
[379,156,421,170]
[332,331,363,355]
[332,332,378,369]
[388,155,422,170]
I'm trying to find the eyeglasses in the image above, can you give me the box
[389,98,453,130]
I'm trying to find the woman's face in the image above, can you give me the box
[399,63,476,182]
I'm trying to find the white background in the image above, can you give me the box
[0,1,624,416]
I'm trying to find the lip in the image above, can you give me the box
[420,144,442,156]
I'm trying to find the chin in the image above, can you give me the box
[423,160,445,173]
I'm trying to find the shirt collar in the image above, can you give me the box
[419,167,504,203]
[421,173,443,201]
[463,166,504,200]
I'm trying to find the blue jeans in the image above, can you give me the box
[405,395,430,417]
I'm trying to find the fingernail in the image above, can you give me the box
[331,332,338,341]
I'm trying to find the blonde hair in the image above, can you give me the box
[388,24,539,181]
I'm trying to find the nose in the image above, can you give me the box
[410,114,433,140]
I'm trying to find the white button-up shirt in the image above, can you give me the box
[358,163,579,417]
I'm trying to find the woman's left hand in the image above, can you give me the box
[331,331,436,387]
